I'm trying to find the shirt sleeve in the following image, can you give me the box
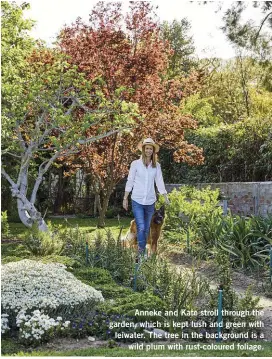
[155,163,167,194]
[125,161,137,192]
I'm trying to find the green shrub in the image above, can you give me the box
[92,284,133,299]
[88,230,135,284]
[1,255,26,264]
[1,242,30,259]
[98,292,166,319]
[68,266,134,299]
[216,215,271,270]
[160,185,221,230]
[135,256,210,317]
[70,267,116,285]
[1,339,25,355]
[86,233,211,319]
[105,207,119,218]
[190,214,271,270]
[59,224,87,258]
[23,223,65,256]
[206,251,261,334]
[159,186,222,245]
[1,211,10,238]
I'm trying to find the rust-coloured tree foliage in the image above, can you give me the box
[59,1,204,225]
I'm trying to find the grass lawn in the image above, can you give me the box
[2,217,132,263]
[7,217,132,240]
[3,341,271,357]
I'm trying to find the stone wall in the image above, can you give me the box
[165,182,272,217]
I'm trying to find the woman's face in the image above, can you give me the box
[144,145,154,158]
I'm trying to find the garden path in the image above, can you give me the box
[168,252,272,342]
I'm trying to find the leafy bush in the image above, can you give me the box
[195,214,272,270]
[105,207,120,218]
[1,339,24,355]
[206,251,261,335]
[93,284,133,299]
[23,223,65,256]
[86,230,212,317]
[175,116,272,183]
[88,230,135,284]
[132,256,212,331]
[159,186,221,244]
[98,292,166,319]
[1,259,104,333]
[1,255,27,264]
[1,211,10,237]
[59,224,87,259]
[70,267,116,286]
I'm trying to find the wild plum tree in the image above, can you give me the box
[59,1,204,226]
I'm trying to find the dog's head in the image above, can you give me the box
[152,205,165,225]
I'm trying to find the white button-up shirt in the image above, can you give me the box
[125,159,167,205]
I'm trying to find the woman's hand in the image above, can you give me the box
[163,194,170,205]
[123,198,128,211]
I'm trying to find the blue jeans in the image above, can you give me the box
[132,200,155,253]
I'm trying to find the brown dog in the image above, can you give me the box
[122,205,165,254]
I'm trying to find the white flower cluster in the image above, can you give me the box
[1,313,10,334]
[16,309,70,342]
[1,259,104,314]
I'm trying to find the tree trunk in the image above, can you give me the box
[16,195,48,232]
[94,193,99,217]
[2,167,48,232]
[53,168,64,213]
[97,189,113,228]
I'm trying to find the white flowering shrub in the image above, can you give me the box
[16,310,70,346]
[1,313,10,335]
[1,260,104,331]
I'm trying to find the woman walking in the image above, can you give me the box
[123,138,169,256]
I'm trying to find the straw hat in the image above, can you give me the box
[137,138,160,153]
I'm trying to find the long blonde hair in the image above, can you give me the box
[141,145,157,168]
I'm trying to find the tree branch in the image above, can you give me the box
[1,150,21,159]
[254,12,272,43]
[1,167,17,188]
[15,120,27,150]
[16,144,36,190]
[30,151,60,204]
[29,126,131,203]
[77,127,131,145]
